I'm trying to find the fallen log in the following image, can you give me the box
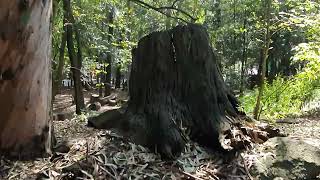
[89,93,118,106]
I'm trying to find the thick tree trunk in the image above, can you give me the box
[0,0,52,158]
[63,0,84,114]
[124,24,241,159]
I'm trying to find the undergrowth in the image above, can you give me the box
[240,42,320,120]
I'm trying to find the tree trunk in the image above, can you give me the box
[214,0,221,28]
[0,0,52,158]
[240,10,247,94]
[115,65,121,89]
[53,26,67,98]
[75,24,83,68]
[104,10,114,96]
[98,70,104,97]
[124,24,241,159]
[53,0,61,20]
[253,0,272,120]
[63,0,84,114]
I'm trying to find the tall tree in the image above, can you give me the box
[75,19,83,68]
[115,64,121,89]
[53,24,67,98]
[105,8,114,96]
[63,0,85,114]
[253,0,272,120]
[240,9,247,94]
[0,0,52,158]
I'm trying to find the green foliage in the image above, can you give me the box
[241,41,320,120]
[239,0,320,120]
[96,83,104,88]
[241,77,300,119]
[73,111,99,122]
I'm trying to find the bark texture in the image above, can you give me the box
[125,24,241,159]
[0,0,52,158]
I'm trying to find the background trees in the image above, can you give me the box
[51,0,320,120]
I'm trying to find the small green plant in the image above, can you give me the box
[73,112,88,122]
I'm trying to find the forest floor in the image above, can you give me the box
[1,89,319,180]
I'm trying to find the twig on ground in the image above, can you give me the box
[180,171,204,180]
[100,166,117,180]
[241,154,253,180]
[86,140,89,161]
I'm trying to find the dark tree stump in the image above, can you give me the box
[87,102,101,111]
[90,94,100,103]
[89,93,116,106]
[89,24,242,159]
[124,24,242,159]
[53,113,67,121]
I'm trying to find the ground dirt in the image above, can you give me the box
[0,89,319,180]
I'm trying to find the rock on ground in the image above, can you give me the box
[251,137,320,180]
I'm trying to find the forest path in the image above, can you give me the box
[275,116,320,139]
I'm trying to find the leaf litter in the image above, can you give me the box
[2,91,315,180]
[1,115,260,180]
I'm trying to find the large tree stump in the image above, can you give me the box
[125,24,241,159]
[90,24,242,159]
